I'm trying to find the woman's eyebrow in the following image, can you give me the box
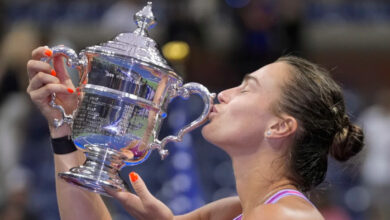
[243,74,261,86]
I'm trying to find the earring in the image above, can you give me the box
[265,130,271,137]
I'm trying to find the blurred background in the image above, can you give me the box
[0,0,389,219]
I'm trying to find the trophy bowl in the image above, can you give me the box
[44,2,215,195]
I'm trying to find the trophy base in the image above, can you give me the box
[59,170,125,197]
[59,144,127,197]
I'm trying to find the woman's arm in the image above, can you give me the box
[54,151,111,220]
[176,196,241,220]
[27,46,112,220]
[107,172,242,220]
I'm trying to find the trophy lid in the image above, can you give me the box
[84,2,174,72]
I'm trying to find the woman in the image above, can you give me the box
[27,46,364,220]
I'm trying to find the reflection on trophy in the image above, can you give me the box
[43,2,215,195]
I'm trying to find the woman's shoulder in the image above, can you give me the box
[248,197,324,220]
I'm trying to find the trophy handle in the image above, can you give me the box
[41,45,85,128]
[153,82,216,159]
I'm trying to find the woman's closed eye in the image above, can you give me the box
[239,84,249,93]
[240,88,249,93]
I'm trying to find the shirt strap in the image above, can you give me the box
[264,189,313,206]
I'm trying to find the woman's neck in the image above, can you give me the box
[231,146,297,212]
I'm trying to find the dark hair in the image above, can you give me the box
[274,56,364,192]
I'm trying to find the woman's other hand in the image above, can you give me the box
[26,46,77,137]
[105,172,174,220]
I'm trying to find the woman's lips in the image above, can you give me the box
[208,106,218,119]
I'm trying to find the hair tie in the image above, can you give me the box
[331,106,338,115]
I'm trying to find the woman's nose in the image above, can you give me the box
[217,89,229,103]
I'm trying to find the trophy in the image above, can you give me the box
[44,2,215,195]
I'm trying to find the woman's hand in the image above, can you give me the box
[26,46,78,137]
[105,172,174,220]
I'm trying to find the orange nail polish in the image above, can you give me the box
[129,172,138,182]
[67,88,74,93]
[44,49,53,57]
[51,69,57,77]
[82,79,87,84]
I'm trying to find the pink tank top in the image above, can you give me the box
[232,189,313,220]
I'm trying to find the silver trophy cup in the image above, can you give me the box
[44,2,215,195]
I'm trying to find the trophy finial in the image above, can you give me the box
[133,2,156,36]
[88,1,173,70]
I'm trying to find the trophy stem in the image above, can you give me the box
[58,144,127,196]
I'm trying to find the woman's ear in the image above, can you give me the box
[265,115,297,139]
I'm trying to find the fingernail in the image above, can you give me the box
[129,172,138,182]
[51,69,57,77]
[76,87,80,92]
[67,88,74,93]
[82,79,87,85]
[77,92,81,96]
[44,49,53,57]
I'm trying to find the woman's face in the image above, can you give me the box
[202,61,290,151]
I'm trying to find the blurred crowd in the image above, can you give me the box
[0,0,389,219]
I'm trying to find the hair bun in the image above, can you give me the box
[330,123,364,162]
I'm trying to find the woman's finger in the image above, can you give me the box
[104,186,145,214]
[31,46,72,83]
[29,83,73,103]
[27,72,60,93]
[53,55,71,83]
[31,46,52,60]
[27,60,53,80]
[129,172,154,202]
[104,187,140,205]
